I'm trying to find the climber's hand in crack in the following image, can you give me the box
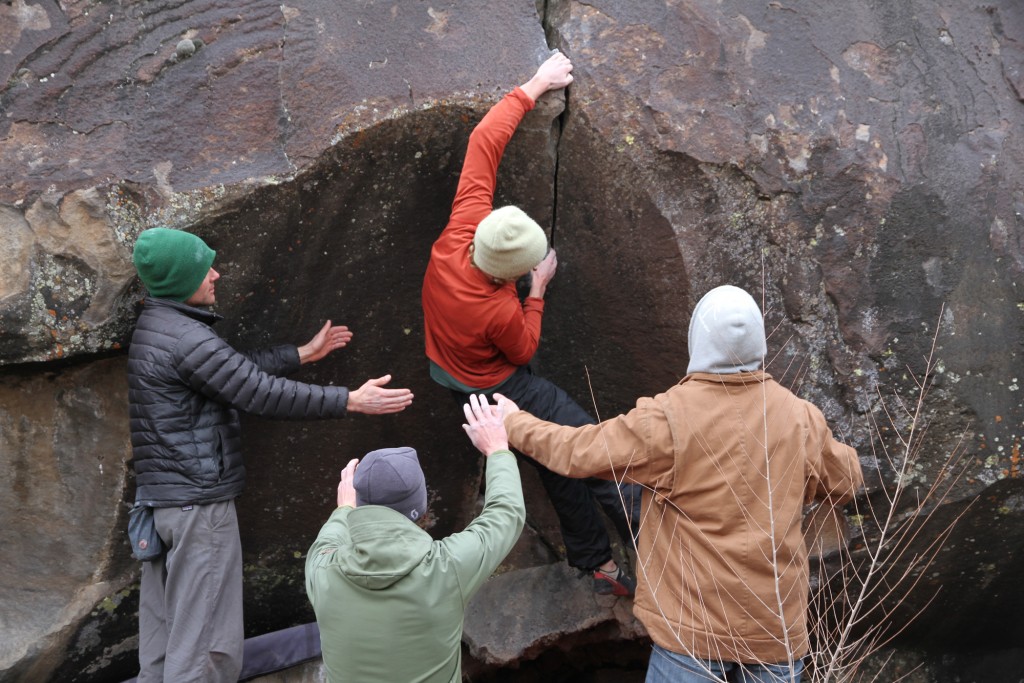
[520,50,573,101]
[528,248,558,299]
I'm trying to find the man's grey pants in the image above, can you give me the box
[137,500,244,683]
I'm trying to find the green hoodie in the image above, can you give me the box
[305,450,524,683]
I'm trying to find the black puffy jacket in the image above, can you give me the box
[127,298,350,506]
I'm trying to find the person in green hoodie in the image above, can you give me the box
[305,394,525,683]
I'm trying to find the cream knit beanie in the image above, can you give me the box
[473,206,548,280]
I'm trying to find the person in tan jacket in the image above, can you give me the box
[494,285,863,683]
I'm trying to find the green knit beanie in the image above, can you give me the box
[473,206,548,280]
[132,227,216,302]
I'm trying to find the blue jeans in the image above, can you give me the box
[645,645,803,683]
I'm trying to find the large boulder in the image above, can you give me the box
[2,1,571,681]
[2,0,1024,680]
[540,0,1024,659]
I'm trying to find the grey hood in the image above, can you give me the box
[686,285,767,375]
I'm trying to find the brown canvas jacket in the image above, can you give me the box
[504,370,863,664]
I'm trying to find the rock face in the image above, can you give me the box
[2,0,1024,681]
[0,358,135,682]
[540,0,1024,660]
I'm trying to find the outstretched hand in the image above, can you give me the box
[347,375,414,415]
[337,458,359,508]
[298,321,353,364]
[462,394,509,457]
[520,50,574,101]
[493,393,521,420]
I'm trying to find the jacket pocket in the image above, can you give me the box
[195,427,224,485]
[218,424,243,479]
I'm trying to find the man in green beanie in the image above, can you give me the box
[128,226,413,683]
[421,52,639,597]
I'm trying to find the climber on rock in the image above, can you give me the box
[421,50,641,596]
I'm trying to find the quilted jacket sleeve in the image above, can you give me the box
[175,327,349,419]
[241,344,301,377]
